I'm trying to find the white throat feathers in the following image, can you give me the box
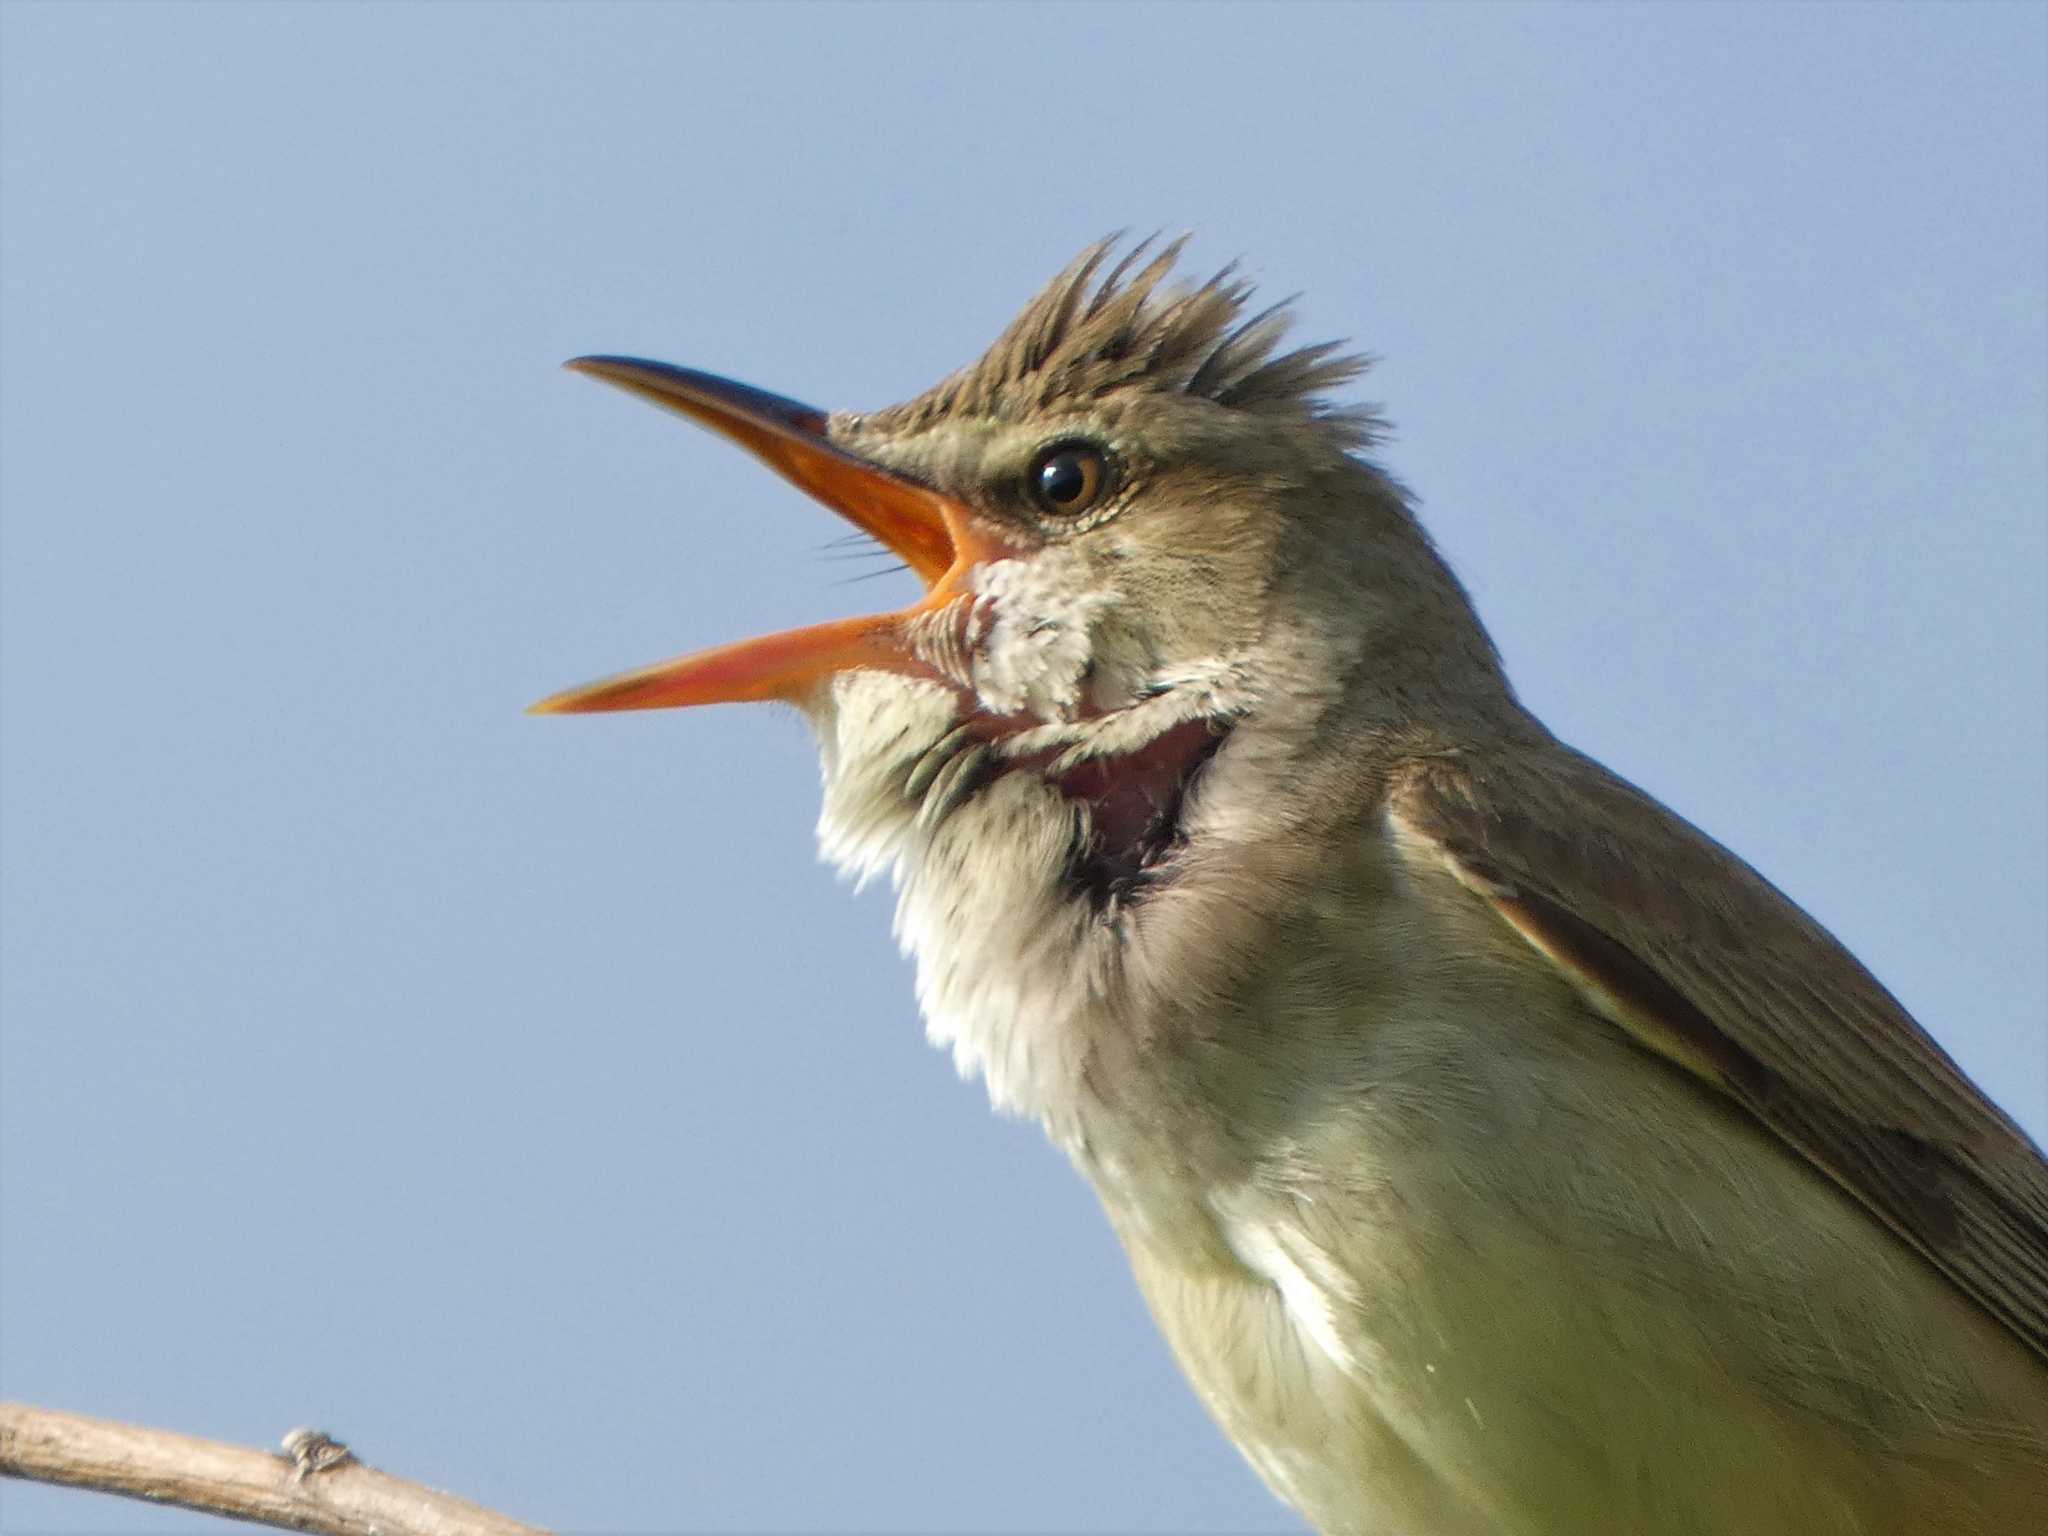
[804,553,1248,1133]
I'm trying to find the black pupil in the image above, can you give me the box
[1039,451,1090,506]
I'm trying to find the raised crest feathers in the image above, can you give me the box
[866,236,1383,448]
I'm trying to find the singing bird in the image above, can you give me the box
[537,241,2048,1534]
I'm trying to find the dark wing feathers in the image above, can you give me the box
[1388,745,2048,1363]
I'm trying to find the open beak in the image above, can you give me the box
[531,357,992,714]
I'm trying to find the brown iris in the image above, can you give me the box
[1030,441,1111,516]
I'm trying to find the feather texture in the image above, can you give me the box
[860,234,1381,444]
[1386,744,2048,1364]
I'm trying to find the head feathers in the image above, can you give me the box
[867,236,1383,449]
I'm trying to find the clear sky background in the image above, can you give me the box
[2,4,2043,1533]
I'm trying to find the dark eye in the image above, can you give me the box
[1029,441,1111,516]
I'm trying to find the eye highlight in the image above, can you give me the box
[1029,441,1112,517]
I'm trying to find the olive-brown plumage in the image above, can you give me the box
[543,239,2048,1534]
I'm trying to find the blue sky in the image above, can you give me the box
[2,4,2042,1532]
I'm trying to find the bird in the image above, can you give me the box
[535,239,2048,1535]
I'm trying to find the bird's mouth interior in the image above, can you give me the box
[535,356,1231,902]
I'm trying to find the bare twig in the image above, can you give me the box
[0,1403,552,1536]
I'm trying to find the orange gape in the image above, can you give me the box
[532,357,1008,714]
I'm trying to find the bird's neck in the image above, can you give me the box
[805,664,1404,1158]
[803,484,1530,1153]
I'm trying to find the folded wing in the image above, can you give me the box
[1386,745,2048,1364]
